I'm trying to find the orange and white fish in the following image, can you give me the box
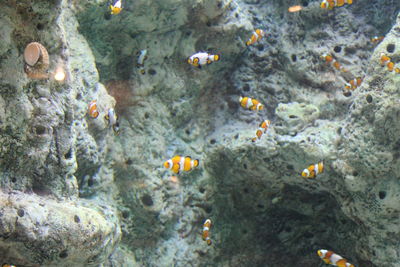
[2,265,16,267]
[380,53,400,73]
[320,0,353,10]
[110,0,122,15]
[318,249,355,267]
[104,108,120,134]
[164,156,199,174]
[202,219,212,246]
[321,53,346,72]
[301,161,324,179]
[371,36,384,44]
[88,100,100,118]
[344,77,362,91]
[239,96,264,111]
[246,29,265,46]
[187,52,220,68]
[137,49,148,75]
[252,120,271,142]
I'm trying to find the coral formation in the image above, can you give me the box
[0,0,400,266]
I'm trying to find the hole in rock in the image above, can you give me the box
[35,125,46,135]
[36,23,44,30]
[337,127,342,135]
[291,54,297,62]
[104,12,111,20]
[141,194,154,206]
[204,206,213,214]
[379,191,386,199]
[74,215,80,223]
[210,139,216,145]
[144,113,150,119]
[148,69,157,75]
[212,183,362,266]
[289,115,298,119]
[366,94,373,103]
[59,250,68,258]
[17,209,25,217]
[217,1,222,8]
[122,210,130,219]
[64,148,72,159]
[387,43,395,53]
[343,91,352,97]
[185,129,190,135]
[243,163,247,169]
[257,44,264,51]
[334,46,342,53]
[353,171,358,176]
[125,159,133,165]
[199,187,205,193]
[243,84,250,92]
[11,178,16,183]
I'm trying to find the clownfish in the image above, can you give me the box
[187,52,220,69]
[202,219,212,246]
[317,249,355,267]
[380,53,400,73]
[321,53,347,72]
[239,96,264,111]
[371,36,384,44]
[252,120,271,142]
[104,108,120,134]
[320,0,353,10]
[2,265,16,267]
[110,0,122,15]
[88,100,99,118]
[137,49,148,75]
[301,161,324,179]
[164,156,199,174]
[246,29,265,46]
[344,77,363,91]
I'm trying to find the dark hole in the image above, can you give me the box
[379,191,386,199]
[217,1,222,8]
[206,21,211,27]
[144,113,150,119]
[343,91,352,97]
[210,139,216,145]
[59,250,68,258]
[148,69,157,75]
[353,171,358,176]
[171,111,176,117]
[243,188,249,193]
[257,204,264,209]
[291,54,297,62]
[199,187,205,193]
[64,148,72,159]
[76,93,82,100]
[243,163,247,169]
[387,43,395,53]
[88,177,94,187]
[234,134,239,139]
[235,13,239,18]
[74,215,80,223]
[257,45,264,51]
[186,31,191,36]
[141,194,154,206]
[204,206,212,213]
[185,129,190,135]
[125,159,133,165]
[104,12,111,20]
[35,125,46,135]
[36,23,44,30]
[11,178,16,183]
[17,209,25,217]
[366,94,373,103]
[337,127,342,135]
[334,46,342,53]
[289,115,298,119]
[287,165,294,170]
[242,229,248,234]
[243,84,250,92]
[302,0,309,7]
[122,211,130,219]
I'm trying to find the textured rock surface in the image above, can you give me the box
[1,0,400,266]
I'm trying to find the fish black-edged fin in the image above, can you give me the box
[214,54,220,61]
[104,114,109,124]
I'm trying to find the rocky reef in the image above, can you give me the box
[0,0,400,266]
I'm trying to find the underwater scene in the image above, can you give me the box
[1,0,400,266]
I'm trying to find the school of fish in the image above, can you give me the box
[11,0,386,266]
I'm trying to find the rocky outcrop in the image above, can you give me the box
[1,0,400,266]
